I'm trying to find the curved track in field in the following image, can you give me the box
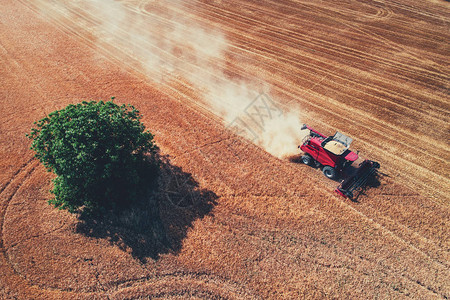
[1,0,449,298]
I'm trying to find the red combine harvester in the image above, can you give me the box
[298,124,380,199]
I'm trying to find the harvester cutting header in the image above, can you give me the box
[298,124,380,199]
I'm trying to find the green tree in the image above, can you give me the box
[27,100,159,214]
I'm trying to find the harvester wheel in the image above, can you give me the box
[323,166,337,179]
[301,155,313,165]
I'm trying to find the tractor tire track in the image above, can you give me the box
[0,158,37,250]
[212,199,448,298]
[0,159,88,298]
[192,0,446,110]
[386,0,450,23]
[108,272,259,299]
[193,0,448,87]
[121,0,448,123]
[135,1,449,122]
[4,224,68,252]
[177,0,448,104]
[189,0,449,117]
[279,0,448,59]
[294,0,450,78]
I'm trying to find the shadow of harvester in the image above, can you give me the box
[288,154,382,202]
[75,155,218,262]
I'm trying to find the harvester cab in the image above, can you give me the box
[298,124,380,200]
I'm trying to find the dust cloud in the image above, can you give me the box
[41,0,305,158]
[259,111,309,158]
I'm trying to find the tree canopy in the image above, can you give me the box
[27,100,159,214]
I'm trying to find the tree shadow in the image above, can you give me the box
[75,154,218,262]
